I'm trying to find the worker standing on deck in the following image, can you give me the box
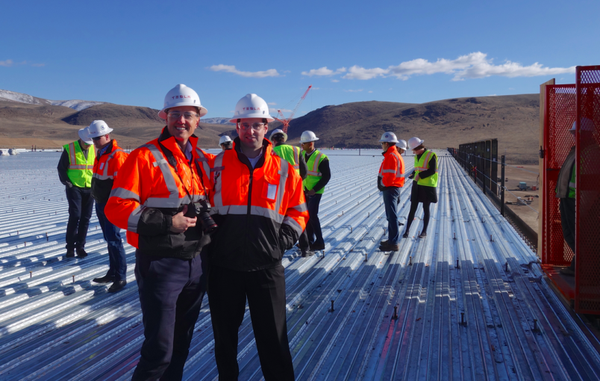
[377,132,405,252]
[87,120,129,293]
[298,130,331,257]
[219,135,233,151]
[270,128,307,179]
[207,93,308,380]
[105,84,214,380]
[57,127,95,258]
[402,137,438,239]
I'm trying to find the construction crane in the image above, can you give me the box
[274,85,312,133]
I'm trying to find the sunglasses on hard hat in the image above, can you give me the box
[168,111,199,120]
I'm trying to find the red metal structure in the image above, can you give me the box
[274,85,312,133]
[542,65,600,313]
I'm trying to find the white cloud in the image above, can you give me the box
[209,64,280,78]
[344,89,363,93]
[268,102,277,106]
[304,52,575,81]
[0,59,14,67]
[301,66,346,77]
[331,79,339,83]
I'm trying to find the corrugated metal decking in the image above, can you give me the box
[1,151,599,380]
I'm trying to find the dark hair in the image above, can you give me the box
[413,144,425,151]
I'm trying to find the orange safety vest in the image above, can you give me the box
[92,139,128,203]
[378,145,405,188]
[105,130,213,255]
[208,141,308,270]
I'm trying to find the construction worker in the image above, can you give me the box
[270,128,307,179]
[219,135,233,151]
[57,127,95,258]
[298,130,331,256]
[87,120,129,293]
[207,93,308,381]
[402,137,438,239]
[397,139,407,155]
[105,84,213,380]
[377,132,405,252]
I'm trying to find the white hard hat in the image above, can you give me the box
[78,127,93,145]
[571,117,596,132]
[219,135,233,145]
[300,130,319,143]
[408,137,424,150]
[379,132,399,143]
[230,94,274,123]
[158,84,208,120]
[270,128,287,141]
[397,139,408,150]
[87,120,113,138]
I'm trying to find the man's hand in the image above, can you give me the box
[306,189,316,197]
[414,174,420,182]
[171,204,197,233]
[65,182,73,189]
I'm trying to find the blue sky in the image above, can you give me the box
[1,0,598,119]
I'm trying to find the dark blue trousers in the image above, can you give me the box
[95,202,127,281]
[299,193,324,249]
[382,187,400,244]
[132,253,205,381]
[65,186,94,250]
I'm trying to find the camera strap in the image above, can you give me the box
[157,140,201,203]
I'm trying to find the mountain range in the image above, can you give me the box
[0,89,540,163]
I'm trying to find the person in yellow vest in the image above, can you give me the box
[269,128,307,179]
[57,128,96,258]
[298,130,331,256]
[402,137,438,239]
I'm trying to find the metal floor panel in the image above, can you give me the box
[0,151,599,381]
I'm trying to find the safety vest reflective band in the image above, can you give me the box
[93,148,125,180]
[64,141,95,188]
[273,144,300,173]
[211,150,304,235]
[303,149,327,194]
[414,150,438,188]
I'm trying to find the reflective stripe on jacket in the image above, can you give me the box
[105,129,213,258]
[378,145,405,188]
[209,139,308,271]
[415,150,438,188]
[303,149,327,194]
[273,144,300,173]
[63,141,95,188]
[91,139,128,203]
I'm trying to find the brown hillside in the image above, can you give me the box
[0,95,540,162]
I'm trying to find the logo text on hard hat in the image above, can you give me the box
[172,95,192,99]
[243,107,261,111]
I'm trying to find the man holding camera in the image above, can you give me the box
[105,84,213,380]
[207,94,308,380]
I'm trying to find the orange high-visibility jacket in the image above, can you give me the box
[105,129,214,258]
[378,145,405,188]
[91,139,128,204]
[208,138,308,271]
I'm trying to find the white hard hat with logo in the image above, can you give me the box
[87,120,113,138]
[78,127,93,145]
[397,139,408,151]
[300,130,319,143]
[379,132,399,143]
[408,137,424,150]
[219,135,233,145]
[270,128,288,141]
[230,94,274,123]
[158,84,208,120]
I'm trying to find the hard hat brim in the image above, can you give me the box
[78,128,93,145]
[230,115,275,123]
[159,105,208,120]
[88,127,114,138]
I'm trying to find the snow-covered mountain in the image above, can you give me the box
[202,117,234,125]
[0,89,104,111]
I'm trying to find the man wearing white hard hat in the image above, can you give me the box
[377,132,405,252]
[87,120,129,293]
[207,93,308,380]
[57,127,96,258]
[270,128,307,179]
[219,135,233,151]
[298,130,331,256]
[106,84,214,380]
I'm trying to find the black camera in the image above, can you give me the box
[185,200,217,234]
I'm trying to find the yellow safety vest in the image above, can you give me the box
[302,149,327,194]
[273,144,300,174]
[64,141,95,188]
[414,150,438,188]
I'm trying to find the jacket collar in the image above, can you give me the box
[382,145,398,156]
[233,137,272,169]
[158,127,199,157]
